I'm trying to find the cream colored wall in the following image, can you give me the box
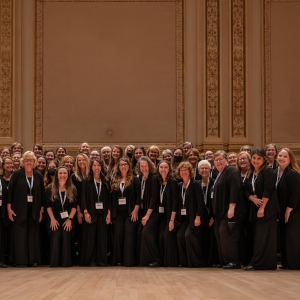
[0,0,299,156]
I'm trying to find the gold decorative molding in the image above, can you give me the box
[231,0,245,137]
[263,0,300,148]
[206,0,219,138]
[0,0,13,138]
[35,0,184,148]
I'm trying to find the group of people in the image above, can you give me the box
[0,141,299,271]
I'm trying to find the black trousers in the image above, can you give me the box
[13,217,41,265]
[214,218,240,265]
[49,226,72,267]
[0,218,5,263]
[140,212,161,266]
[177,218,206,268]
[80,213,108,266]
[112,212,138,266]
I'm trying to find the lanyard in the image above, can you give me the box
[181,180,190,207]
[59,190,67,211]
[242,172,248,183]
[120,182,125,197]
[160,183,167,205]
[213,172,221,188]
[141,179,146,200]
[252,173,258,194]
[0,180,2,195]
[110,169,115,181]
[26,175,34,195]
[94,179,102,202]
[201,179,209,205]
[276,168,282,189]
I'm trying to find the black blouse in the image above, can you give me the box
[138,173,159,212]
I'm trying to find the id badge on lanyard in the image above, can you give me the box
[59,190,68,219]
[26,175,34,203]
[159,183,167,214]
[96,202,104,209]
[95,180,103,209]
[119,183,126,205]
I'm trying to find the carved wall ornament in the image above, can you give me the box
[232,0,245,137]
[0,0,13,137]
[35,0,184,148]
[206,0,219,138]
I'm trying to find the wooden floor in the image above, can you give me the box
[0,266,299,300]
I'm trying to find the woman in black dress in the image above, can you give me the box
[7,151,45,267]
[212,150,241,269]
[136,156,160,267]
[176,161,207,267]
[46,166,77,267]
[244,148,279,270]
[276,148,300,269]
[0,157,13,268]
[80,159,111,266]
[111,157,140,266]
[157,160,179,267]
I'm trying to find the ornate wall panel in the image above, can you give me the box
[263,0,300,149]
[0,0,13,138]
[231,0,245,138]
[206,0,220,138]
[35,0,184,151]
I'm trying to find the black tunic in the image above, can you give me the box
[7,169,45,265]
[276,167,300,269]
[80,178,110,266]
[177,178,208,267]
[45,186,77,267]
[244,166,279,269]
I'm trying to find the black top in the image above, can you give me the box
[199,178,215,218]
[178,178,208,227]
[138,173,159,212]
[111,176,141,219]
[45,186,77,223]
[212,165,241,220]
[7,169,45,224]
[0,177,9,225]
[237,172,249,213]
[157,178,179,221]
[276,168,300,221]
[210,167,219,180]
[244,166,279,222]
[81,178,110,222]
[71,173,83,208]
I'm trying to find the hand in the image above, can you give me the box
[84,212,91,224]
[208,217,214,227]
[63,219,72,231]
[169,220,174,231]
[252,196,263,207]
[8,209,16,222]
[285,209,291,223]
[106,214,112,224]
[77,212,83,224]
[39,210,43,223]
[50,218,59,231]
[142,215,150,226]
[194,216,201,227]
[227,209,234,219]
[257,207,265,218]
[131,209,138,222]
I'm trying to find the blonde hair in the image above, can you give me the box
[20,151,37,168]
[176,161,194,179]
[74,153,90,181]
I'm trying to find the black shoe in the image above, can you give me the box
[223,263,241,269]
[244,265,255,271]
[117,262,122,266]
[97,263,107,267]
[31,263,38,267]
[0,263,7,268]
[149,262,160,268]
[216,264,223,268]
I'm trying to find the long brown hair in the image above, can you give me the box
[278,148,300,175]
[107,145,123,180]
[156,160,173,184]
[111,157,133,191]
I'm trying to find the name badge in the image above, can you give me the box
[118,197,126,205]
[141,201,143,209]
[159,206,164,214]
[211,192,213,198]
[27,195,33,202]
[181,208,187,216]
[60,211,69,219]
[95,202,103,210]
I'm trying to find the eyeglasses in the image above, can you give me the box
[24,159,34,162]
[214,158,225,162]
[238,157,248,161]
[120,163,129,167]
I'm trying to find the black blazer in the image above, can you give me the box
[178,178,208,228]
[276,168,300,222]
[0,177,9,226]
[111,176,141,220]
[138,173,159,212]
[212,165,241,221]
[81,178,110,223]
[7,169,45,224]
[199,177,215,219]
[244,166,279,222]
